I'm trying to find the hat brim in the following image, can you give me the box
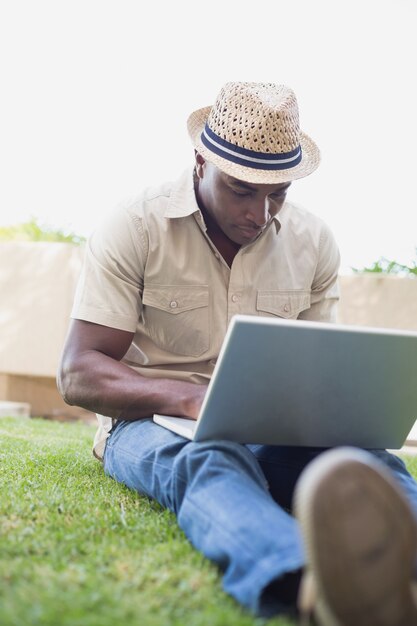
[187,106,321,184]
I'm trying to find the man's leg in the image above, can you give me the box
[248,445,417,518]
[294,447,417,626]
[103,419,305,617]
[247,445,332,512]
[248,444,417,621]
[369,449,417,519]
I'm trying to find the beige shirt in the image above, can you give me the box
[71,168,340,460]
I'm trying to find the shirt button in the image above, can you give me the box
[283,304,290,313]
[231,294,239,303]
[170,300,178,309]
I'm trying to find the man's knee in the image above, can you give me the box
[173,439,267,489]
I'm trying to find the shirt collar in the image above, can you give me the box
[164,168,200,218]
[271,214,281,234]
[164,167,282,235]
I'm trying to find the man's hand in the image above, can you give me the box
[179,382,207,420]
[57,319,208,420]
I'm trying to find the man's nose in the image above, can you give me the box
[248,198,270,227]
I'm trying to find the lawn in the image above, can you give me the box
[0,417,295,626]
[2,418,417,626]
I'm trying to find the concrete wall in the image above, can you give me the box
[0,242,88,419]
[0,242,84,378]
[338,274,417,331]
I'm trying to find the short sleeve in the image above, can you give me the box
[71,206,147,332]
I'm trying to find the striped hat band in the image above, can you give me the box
[201,123,302,171]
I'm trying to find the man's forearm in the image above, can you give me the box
[57,349,206,420]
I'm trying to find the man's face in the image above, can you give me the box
[195,157,291,246]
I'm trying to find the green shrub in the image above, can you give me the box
[0,217,86,245]
[351,249,417,277]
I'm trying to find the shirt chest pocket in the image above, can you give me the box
[256,290,311,319]
[142,285,210,357]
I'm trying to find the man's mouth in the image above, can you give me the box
[236,225,263,239]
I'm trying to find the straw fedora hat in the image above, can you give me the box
[187,82,320,184]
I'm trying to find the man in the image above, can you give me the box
[58,82,417,624]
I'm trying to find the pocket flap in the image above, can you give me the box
[256,290,311,318]
[143,285,209,315]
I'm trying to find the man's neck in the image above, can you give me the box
[194,171,240,268]
[199,204,240,268]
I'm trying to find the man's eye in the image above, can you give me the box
[233,189,251,197]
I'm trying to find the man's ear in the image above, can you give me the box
[194,151,206,178]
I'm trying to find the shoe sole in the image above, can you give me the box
[294,447,417,626]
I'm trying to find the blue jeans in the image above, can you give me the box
[103,418,417,617]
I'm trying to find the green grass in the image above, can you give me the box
[2,418,417,626]
[0,417,294,626]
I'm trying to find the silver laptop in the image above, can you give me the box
[153,314,417,449]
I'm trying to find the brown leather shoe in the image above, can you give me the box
[294,447,417,626]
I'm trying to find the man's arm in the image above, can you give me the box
[57,319,207,420]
